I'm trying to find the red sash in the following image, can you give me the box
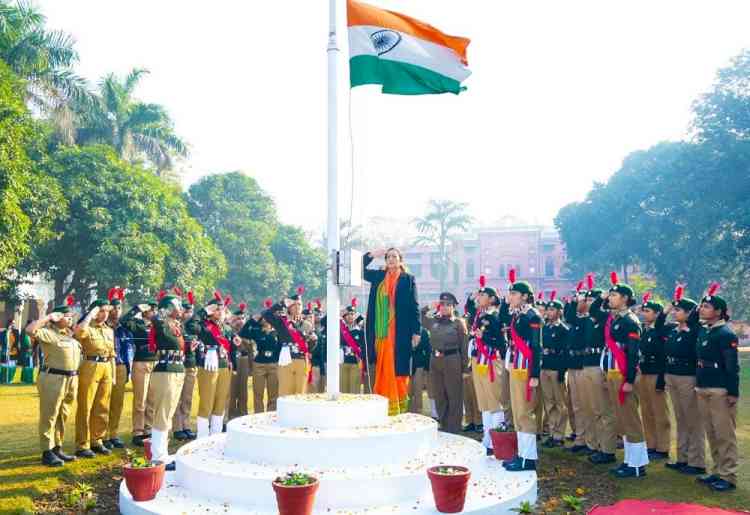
[472,312,496,382]
[286,319,312,384]
[510,317,534,402]
[604,314,629,405]
[205,320,231,353]
[147,325,157,353]
[340,321,364,380]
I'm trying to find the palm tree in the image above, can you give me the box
[74,68,188,175]
[413,200,473,292]
[0,0,91,140]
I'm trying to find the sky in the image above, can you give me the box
[37,0,750,234]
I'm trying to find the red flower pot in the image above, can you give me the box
[123,462,165,502]
[272,478,319,515]
[490,430,517,461]
[427,466,471,513]
[143,439,152,461]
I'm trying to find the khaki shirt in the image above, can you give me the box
[34,326,82,371]
[423,315,468,355]
[75,321,115,359]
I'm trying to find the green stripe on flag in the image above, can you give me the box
[349,55,465,95]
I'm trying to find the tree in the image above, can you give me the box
[413,200,473,291]
[19,145,225,305]
[0,0,90,139]
[186,172,285,307]
[74,68,187,175]
[272,225,327,301]
[0,61,65,288]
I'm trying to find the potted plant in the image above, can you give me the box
[122,450,165,502]
[489,423,517,461]
[427,465,471,513]
[272,472,319,515]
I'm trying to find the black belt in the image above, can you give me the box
[86,356,111,363]
[543,349,565,356]
[697,359,719,369]
[433,349,459,358]
[667,357,693,366]
[42,367,78,377]
[583,347,602,355]
[240,351,250,357]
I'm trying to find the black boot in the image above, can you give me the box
[42,450,64,467]
[91,444,111,455]
[52,446,76,462]
[505,458,536,472]
[462,423,476,432]
[76,448,96,459]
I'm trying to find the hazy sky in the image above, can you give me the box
[37,1,750,233]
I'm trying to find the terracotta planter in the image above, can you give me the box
[490,430,517,461]
[143,439,152,461]
[427,466,471,513]
[272,478,319,515]
[123,462,165,502]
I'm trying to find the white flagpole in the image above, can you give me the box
[325,0,341,400]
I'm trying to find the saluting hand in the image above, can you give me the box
[622,382,633,393]
[411,334,420,349]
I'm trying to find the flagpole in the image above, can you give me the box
[325,0,341,400]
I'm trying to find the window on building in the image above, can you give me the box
[545,257,554,277]
[466,261,475,278]
[411,264,422,277]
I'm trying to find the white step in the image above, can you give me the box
[276,393,389,429]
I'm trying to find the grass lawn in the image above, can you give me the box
[0,357,747,514]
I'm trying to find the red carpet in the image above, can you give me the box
[589,500,748,515]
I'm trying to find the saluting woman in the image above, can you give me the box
[363,248,421,415]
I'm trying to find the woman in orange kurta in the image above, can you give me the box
[363,249,421,415]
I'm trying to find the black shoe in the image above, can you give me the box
[91,444,111,456]
[222,423,227,433]
[132,435,147,447]
[76,449,96,459]
[680,466,707,475]
[696,474,720,485]
[103,439,114,450]
[614,466,647,479]
[566,433,577,442]
[475,424,483,434]
[583,447,597,455]
[42,450,64,467]
[505,458,536,472]
[710,479,736,492]
[617,441,624,449]
[665,461,688,471]
[486,447,494,456]
[109,437,125,449]
[569,444,588,453]
[185,429,197,440]
[502,456,520,469]
[165,461,176,472]
[462,423,476,432]
[609,463,628,475]
[174,430,189,441]
[52,446,76,462]
[590,452,616,465]
[543,438,563,448]
[648,450,669,460]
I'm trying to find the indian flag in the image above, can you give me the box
[348,0,471,95]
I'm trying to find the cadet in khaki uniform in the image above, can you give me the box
[105,289,132,449]
[240,306,281,412]
[227,304,251,420]
[694,285,740,493]
[503,274,543,472]
[594,274,648,478]
[74,298,115,458]
[149,295,186,471]
[189,293,234,438]
[421,293,468,434]
[341,301,366,395]
[173,294,198,440]
[540,296,570,447]
[274,290,314,396]
[29,298,81,467]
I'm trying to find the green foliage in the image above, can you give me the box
[510,500,534,514]
[64,482,96,513]
[124,449,153,469]
[19,145,225,304]
[562,493,585,512]
[0,61,65,286]
[272,224,326,300]
[274,472,316,486]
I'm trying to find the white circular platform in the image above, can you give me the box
[119,394,537,514]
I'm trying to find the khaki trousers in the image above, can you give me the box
[463,373,482,426]
[197,367,232,418]
[606,371,645,444]
[253,362,279,412]
[150,372,185,432]
[362,362,376,394]
[228,356,251,419]
[471,361,503,412]
[131,361,156,436]
[581,366,617,453]
[172,367,197,431]
[341,362,361,395]
[107,364,128,440]
[636,374,671,453]
[566,373,576,436]
[666,374,705,467]
[38,371,77,451]
[278,358,307,396]
[510,369,538,434]
[75,360,112,450]
[567,369,588,446]
[536,391,546,435]
[408,367,428,414]
[309,366,323,394]
[430,355,464,434]
[696,387,738,485]
[540,370,569,440]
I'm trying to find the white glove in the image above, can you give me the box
[278,346,292,367]
[49,312,64,323]
[204,348,219,371]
